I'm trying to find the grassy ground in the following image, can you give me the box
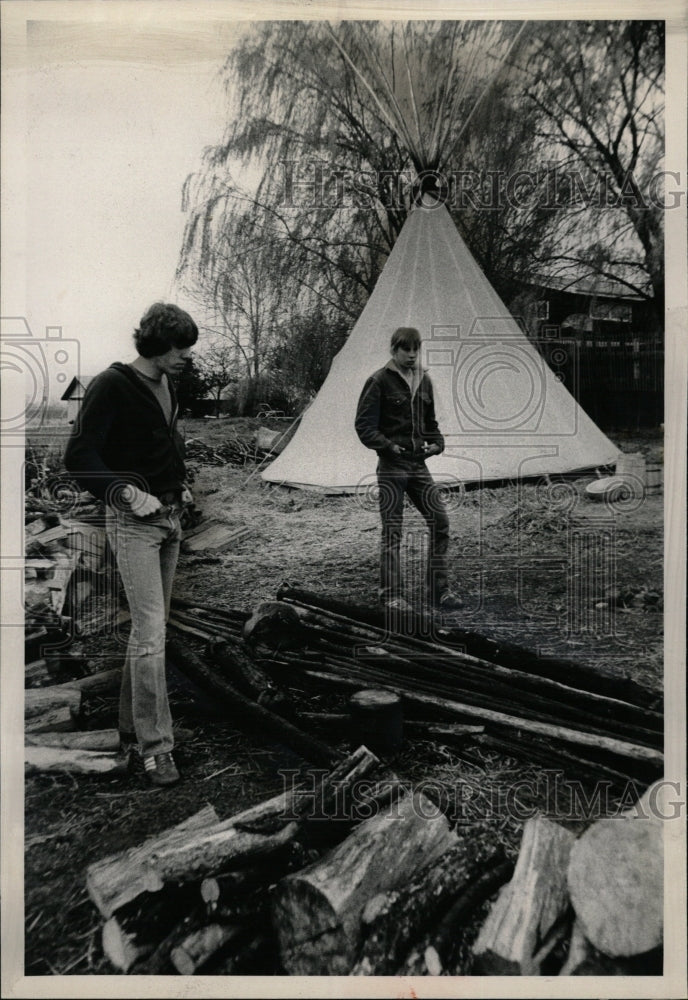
[22,420,664,976]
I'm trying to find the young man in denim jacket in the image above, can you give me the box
[65,302,198,786]
[355,326,462,614]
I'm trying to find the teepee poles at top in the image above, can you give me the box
[325,23,418,161]
[325,20,529,183]
[440,21,530,168]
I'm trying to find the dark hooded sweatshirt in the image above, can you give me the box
[64,362,186,504]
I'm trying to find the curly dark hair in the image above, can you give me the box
[133,302,199,358]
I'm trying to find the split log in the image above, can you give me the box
[129,906,206,975]
[25,659,50,686]
[558,919,591,975]
[25,685,81,720]
[25,746,127,775]
[102,916,149,972]
[272,790,458,975]
[24,704,75,733]
[25,729,120,751]
[87,805,220,918]
[567,815,663,957]
[403,858,515,975]
[472,814,576,975]
[101,883,200,972]
[170,922,244,975]
[166,634,340,767]
[352,844,508,975]
[137,821,300,898]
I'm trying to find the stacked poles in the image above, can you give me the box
[168,594,662,786]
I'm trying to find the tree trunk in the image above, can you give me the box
[352,844,508,975]
[86,805,220,918]
[25,685,81,719]
[25,746,127,775]
[24,704,76,734]
[272,790,457,975]
[472,814,576,975]
[142,820,300,895]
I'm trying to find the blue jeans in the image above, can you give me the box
[106,506,182,756]
[377,457,450,602]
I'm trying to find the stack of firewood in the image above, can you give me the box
[84,749,663,976]
[84,746,514,975]
[470,787,663,977]
[25,498,128,641]
[24,660,126,774]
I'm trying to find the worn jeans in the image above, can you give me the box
[106,505,182,756]
[377,457,450,602]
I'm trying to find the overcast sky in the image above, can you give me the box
[3,10,247,405]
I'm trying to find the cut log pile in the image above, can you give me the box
[24,497,128,645]
[84,751,664,975]
[166,588,663,789]
[471,795,664,977]
[84,746,516,975]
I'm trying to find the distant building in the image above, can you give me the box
[60,375,95,424]
[513,273,662,429]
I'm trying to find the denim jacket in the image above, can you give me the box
[355,362,445,460]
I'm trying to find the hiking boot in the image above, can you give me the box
[143,751,180,787]
[434,591,464,612]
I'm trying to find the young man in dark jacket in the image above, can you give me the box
[355,326,462,614]
[64,302,198,786]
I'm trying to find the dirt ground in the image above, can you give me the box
[22,420,664,976]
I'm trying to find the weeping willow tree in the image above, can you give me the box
[176,19,663,402]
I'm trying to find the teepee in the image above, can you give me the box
[261,22,620,491]
[262,202,619,491]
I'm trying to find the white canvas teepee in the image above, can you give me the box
[262,203,619,492]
